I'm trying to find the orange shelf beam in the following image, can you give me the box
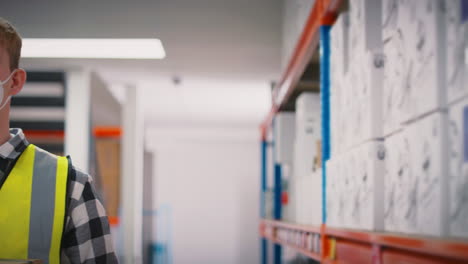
[260,220,468,263]
[93,126,122,138]
[23,130,65,139]
[325,227,468,262]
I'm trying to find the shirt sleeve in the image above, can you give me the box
[61,166,119,264]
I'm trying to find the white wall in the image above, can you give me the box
[147,126,260,264]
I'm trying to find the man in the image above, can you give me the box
[0,18,118,264]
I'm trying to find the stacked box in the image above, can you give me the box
[308,168,323,226]
[342,149,357,229]
[294,93,321,178]
[273,113,295,221]
[274,113,296,164]
[326,158,347,228]
[446,0,468,104]
[382,0,446,135]
[330,13,349,79]
[350,141,385,230]
[443,0,467,238]
[326,140,385,231]
[292,93,321,224]
[331,0,384,153]
[331,48,384,153]
[384,128,415,233]
[448,97,468,238]
[349,50,384,147]
[348,0,383,62]
[330,14,348,156]
[295,169,322,226]
[412,113,449,236]
[325,159,339,227]
[328,0,385,231]
[384,112,449,236]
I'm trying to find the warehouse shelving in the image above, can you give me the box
[259,0,468,263]
[260,220,322,262]
[261,0,343,138]
[260,219,468,264]
[324,226,468,263]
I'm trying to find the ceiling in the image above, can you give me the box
[3,0,282,127]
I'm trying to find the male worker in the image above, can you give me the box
[0,18,118,264]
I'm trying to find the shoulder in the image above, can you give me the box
[68,164,96,202]
[70,165,93,187]
[65,164,107,229]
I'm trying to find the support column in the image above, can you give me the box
[320,25,331,224]
[121,85,144,264]
[65,69,91,172]
[261,140,268,264]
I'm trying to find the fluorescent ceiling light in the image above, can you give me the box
[22,38,166,59]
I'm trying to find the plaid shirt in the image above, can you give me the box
[0,128,118,264]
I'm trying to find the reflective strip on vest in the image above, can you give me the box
[0,144,68,264]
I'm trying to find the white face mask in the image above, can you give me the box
[0,70,16,111]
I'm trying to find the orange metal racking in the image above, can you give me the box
[259,0,468,263]
[260,0,343,139]
[261,220,468,263]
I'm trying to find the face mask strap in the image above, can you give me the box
[0,69,17,85]
[0,70,17,111]
[0,96,11,111]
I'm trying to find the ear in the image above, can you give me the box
[8,68,27,96]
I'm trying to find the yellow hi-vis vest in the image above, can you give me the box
[0,144,68,264]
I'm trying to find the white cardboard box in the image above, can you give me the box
[331,12,350,78]
[348,0,382,63]
[409,112,448,236]
[331,2,384,152]
[327,140,385,231]
[350,50,384,146]
[331,49,384,153]
[350,140,385,231]
[383,0,446,135]
[448,98,468,238]
[384,111,449,236]
[295,93,321,141]
[326,158,341,227]
[274,113,296,163]
[342,148,358,229]
[446,0,468,104]
[294,92,321,176]
[384,127,417,234]
[292,93,321,223]
[295,169,322,226]
[330,13,348,157]
[296,92,321,117]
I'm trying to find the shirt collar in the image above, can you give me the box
[0,128,29,160]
